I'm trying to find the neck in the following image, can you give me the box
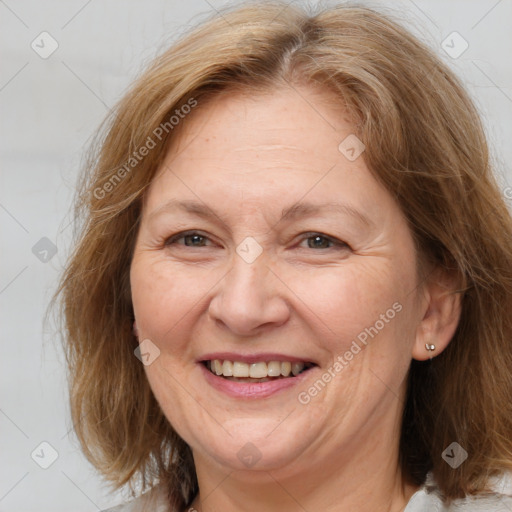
[185,417,420,512]
[189,468,417,512]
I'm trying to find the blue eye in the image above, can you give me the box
[299,233,348,250]
[165,231,211,247]
[164,231,349,251]
[304,234,333,249]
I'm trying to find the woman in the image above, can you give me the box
[57,2,512,511]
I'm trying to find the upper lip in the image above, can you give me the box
[198,352,317,365]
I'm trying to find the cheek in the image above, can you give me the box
[130,255,208,343]
[287,258,410,347]
[300,260,417,396]
[336,258,418,379]
[130,256,210,429]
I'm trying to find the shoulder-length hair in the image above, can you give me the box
[55,1,512,509]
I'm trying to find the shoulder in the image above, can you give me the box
[405,471,512,511]
[101,483,174,512]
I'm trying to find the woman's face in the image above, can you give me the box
[130,85,427,477]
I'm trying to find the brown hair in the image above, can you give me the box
[55,1,512,509]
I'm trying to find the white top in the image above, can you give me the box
[102,471,512,512]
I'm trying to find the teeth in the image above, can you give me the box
[213,360,223,375]
[267,361,281,377]
[280,362,291,377]
[233,361,249,378]
[291,362,305,376]
[207,359,311,378]
[249,362,267,378]
[222,360,233,376]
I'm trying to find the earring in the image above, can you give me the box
[425,343,436,360]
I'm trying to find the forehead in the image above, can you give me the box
[165,84,353,158]
[143,84,393,223]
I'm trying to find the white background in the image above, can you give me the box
[1,0,511,510]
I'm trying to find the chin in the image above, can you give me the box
[189,417,311,474]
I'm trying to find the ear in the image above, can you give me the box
[412,266,463,361]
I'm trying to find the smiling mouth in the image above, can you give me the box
[204,359,316,382]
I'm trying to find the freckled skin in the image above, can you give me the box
[130,86,451,511]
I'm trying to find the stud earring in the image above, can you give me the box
[425,343,436,360]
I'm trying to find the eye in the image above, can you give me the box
[165,230,214,247]
[163,230,349,251]
[298,232,349,250]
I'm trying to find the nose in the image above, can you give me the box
[207,251,291,336]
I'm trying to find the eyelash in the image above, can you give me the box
[164,230,350,251]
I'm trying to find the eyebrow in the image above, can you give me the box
[147,199,374,228]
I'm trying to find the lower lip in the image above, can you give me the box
[199,363,314,399]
